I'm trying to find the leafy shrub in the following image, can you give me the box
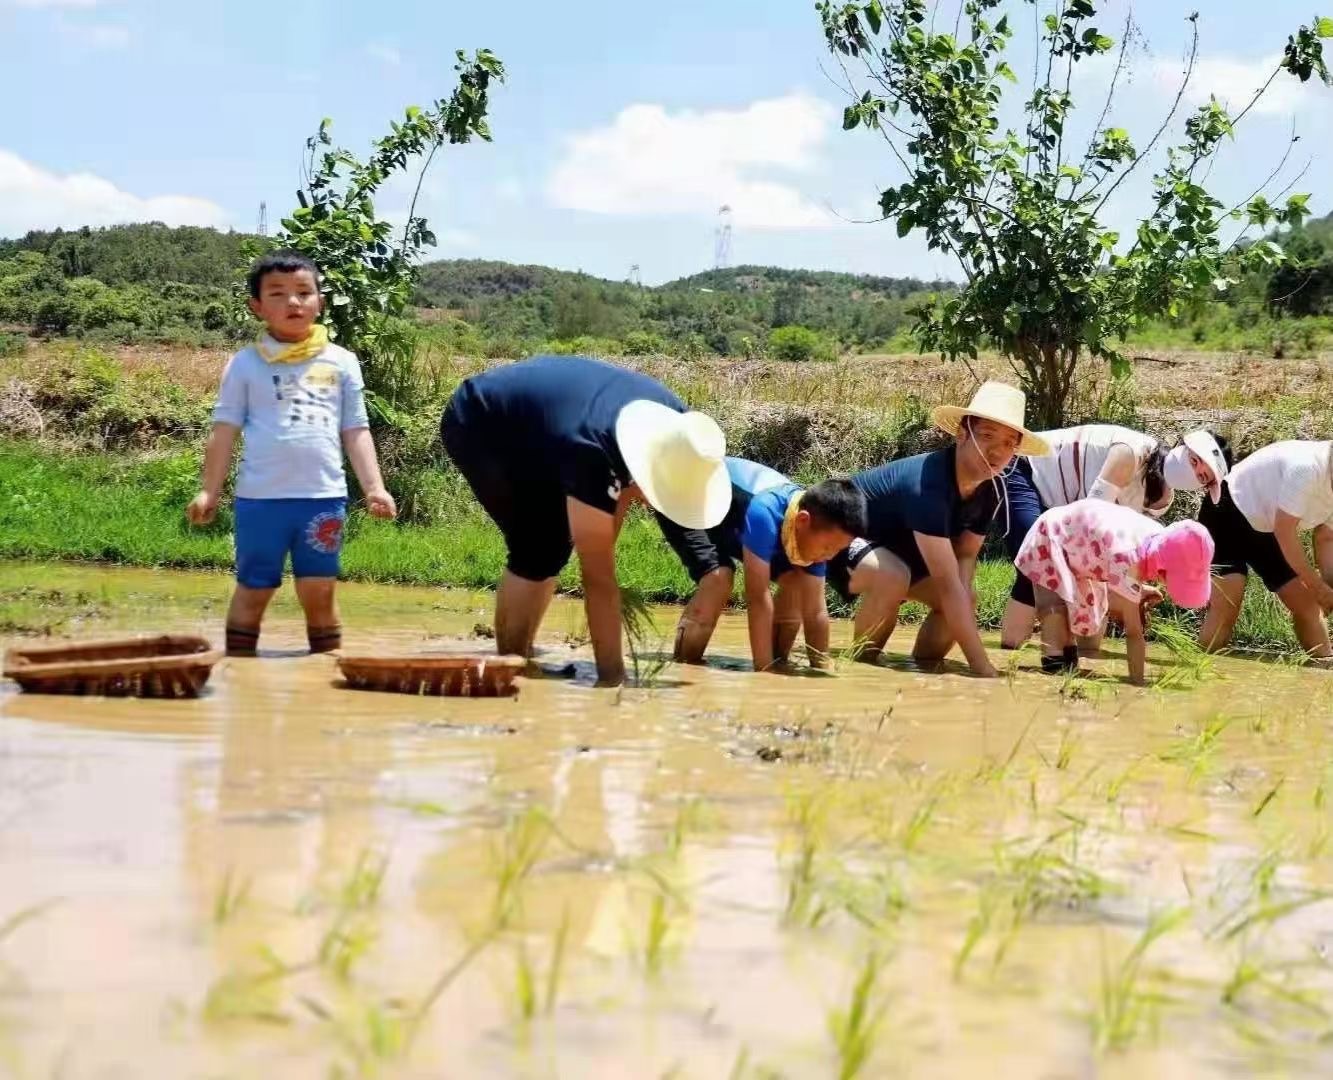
[769,325,832,362]
[622,330,666,355]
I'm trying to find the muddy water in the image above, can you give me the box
[3,562,1333,1078]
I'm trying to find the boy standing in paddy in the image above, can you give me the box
[187,250,396,656]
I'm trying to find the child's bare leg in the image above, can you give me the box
[226,585,276,656]
[295,576,340,653]
[1033,586,1078,673]
[674,566,733,663]
[771,580,801,663]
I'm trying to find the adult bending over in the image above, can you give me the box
[1198,440,1333,660]
[1000,424,1229,648]
[828,382,1048,678]
[441,355,729,685]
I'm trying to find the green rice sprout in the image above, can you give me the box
[827,950,887,1079]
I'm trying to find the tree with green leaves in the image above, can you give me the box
[271,48,504,419]
[820,0,1332,425]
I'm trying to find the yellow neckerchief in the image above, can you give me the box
[256,323,329,364]
[780,490,813,567]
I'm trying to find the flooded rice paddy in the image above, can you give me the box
[3,562,1333,1077]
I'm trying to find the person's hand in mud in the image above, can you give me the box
[186,491,218,526]
[363,487,398,519]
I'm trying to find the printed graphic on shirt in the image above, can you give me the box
[305,511,345,554]
[271,362,339,430]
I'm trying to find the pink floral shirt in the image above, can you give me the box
[1015,500,1160,636]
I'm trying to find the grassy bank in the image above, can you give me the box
[0,440,1304,653]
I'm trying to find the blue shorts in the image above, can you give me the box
[234,497,347,589]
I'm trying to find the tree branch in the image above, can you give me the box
[401,136,442,258]
[1093,16,1199,217]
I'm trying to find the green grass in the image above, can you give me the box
[0,439,1315,652]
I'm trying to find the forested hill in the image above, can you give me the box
[2,216,1330,354]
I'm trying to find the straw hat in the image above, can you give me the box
[931,380,1050,456]
[615,400,731,529]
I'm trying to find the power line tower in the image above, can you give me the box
[713,205,733,270]
[257,201,268,238]
[627,264,642,287]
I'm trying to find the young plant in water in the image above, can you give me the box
[1157,712,1231,781]
[491,807,552,929]
[1091,907,1191,1054]
[621,585,673,690]
[212,868,253,926]
[339,848,389,911]
[827,950,887,1080]
[1150,622,1217,689]
[511,910,571,1021]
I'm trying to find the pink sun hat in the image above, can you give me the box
[1140,520,1215,608]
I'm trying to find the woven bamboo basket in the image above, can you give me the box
[3,635,223,698]
[337,654,525,697]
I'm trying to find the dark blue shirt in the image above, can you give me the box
[449,355,685,514]
[853,445,999,552]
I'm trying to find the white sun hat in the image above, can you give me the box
[615,400,731,529]
[930,380,1050,457]
[1164,430,1228,503]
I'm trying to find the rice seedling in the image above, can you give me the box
[827,950,887,1080]
[1104,759,1142,804]
[490,807,552,929]
[321,997,412,1072]
[621,585,673,689]
[1222,949,1330,1023]
[642,888,673,975]
[1090,907,1191,1054]
[1157,712,1232,780]
[544,908,570,1015]
[956,824,1115,977]
[1151,622,1217,689]
[899,779,947,853]
[510,909,571,1022]
[974,716,1036,785]
[339,849,388,911]
[1252,778,1285,818]
[512,942,538,1021]
[318,915,379,982]
[212,868,252,926]
[407,932,497,1044]
[782,791,830,926]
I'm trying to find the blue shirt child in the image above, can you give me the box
[213,341,369,500]
[729,458,827,580]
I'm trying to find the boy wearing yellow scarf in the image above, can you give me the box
[186,250,396,656]
[657,459,867,671]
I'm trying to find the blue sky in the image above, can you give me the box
[1,0,1329,284]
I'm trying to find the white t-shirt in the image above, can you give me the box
[1228,441,1333,533]
[1027,424,1161,511]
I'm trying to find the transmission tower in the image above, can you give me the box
[627,264,642,287]
[257,201,268,238]
[713,205,733,270]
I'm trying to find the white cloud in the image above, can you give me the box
[1156,53,1317,118]
[0,149,227,236]
[546,93,839,229]
[366,43,401,68]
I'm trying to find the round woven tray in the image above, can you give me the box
[337,654,525,697]
[3,634,223,698]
